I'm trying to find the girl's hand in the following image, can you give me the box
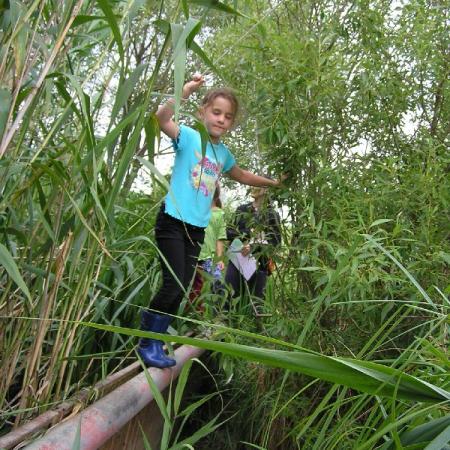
[273,172,289,187]
[182,73,204,98]
[217,261,225,271]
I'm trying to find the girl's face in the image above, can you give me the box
[199,96,235,143]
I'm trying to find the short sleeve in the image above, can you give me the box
[222,147,236,172]
[172,124,197,152]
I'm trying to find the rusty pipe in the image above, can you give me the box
[24,345,205,450]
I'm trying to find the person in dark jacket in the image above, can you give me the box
[225,186,281,304]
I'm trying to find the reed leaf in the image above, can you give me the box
[96,0,124,68]
[0,242,31,301]
[80,322,450,403]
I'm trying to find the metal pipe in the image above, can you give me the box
[0,363,142,450]
[24,345,205,450]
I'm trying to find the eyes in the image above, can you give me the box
[212,109,234,121]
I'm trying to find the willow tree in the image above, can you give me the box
[199,0,449,447]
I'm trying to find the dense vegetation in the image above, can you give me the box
[0,0,448,448]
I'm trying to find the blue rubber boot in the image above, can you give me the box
[137,311,176,368]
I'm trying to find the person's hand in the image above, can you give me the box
[217,261,225,271]
[273,172,289,187]
[182,73,204,98]
[241,244,251,257]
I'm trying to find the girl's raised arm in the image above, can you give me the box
[155,74,205,140]
[227,165,286,188]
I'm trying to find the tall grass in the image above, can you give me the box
[0,0,236,430]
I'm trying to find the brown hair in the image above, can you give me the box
[200,88,239,119]
[213,183,222,209]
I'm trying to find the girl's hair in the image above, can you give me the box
[213,183,222,209]
[201,88,239,118]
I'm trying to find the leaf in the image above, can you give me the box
[71,15,108,28]
[0,87,12,140]
[139,422,153,450]
[96,0,124,66]
[189,40,219,74]
[187,0,247,17]
[80,322,450,403]
[71,416,81,450]
[170,19,202,122]
[109,63,148,127]
[424,425,450,450]
[298,266,322,271]
[192,119,210,160]
[364,235,435,306]
[140,359,171,424]
[143,113,159,161]
[0,242,31,301]
[136,157,170,191]
[382,416,450,449]
[438,251,450,266]
[174,359,193,416]
[182,0,189,18]
[369,218,393,228]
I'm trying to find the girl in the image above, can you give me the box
[138,74,283,368]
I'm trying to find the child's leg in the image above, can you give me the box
[250,270,268,300]
[225,263,243,298]
[150,211,187,314]
[182,227,205,309]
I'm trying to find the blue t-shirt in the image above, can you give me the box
[164,124,236,227]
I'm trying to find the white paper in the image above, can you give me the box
[227,239,257,281]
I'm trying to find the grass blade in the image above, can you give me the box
[0,242,31,301]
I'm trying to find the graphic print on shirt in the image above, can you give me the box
[191,150,222,196]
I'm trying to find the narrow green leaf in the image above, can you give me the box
[189,40,219,74]
[96,0,124,66]
[182,0,189,18]
[143,113,159,161]
[0,242,31,301]
[192,119,210,160]
[364,235,435,306]
[71,416,81,450]
[170,18,202,121]
[139,422,153,450]
[80,322,450,403]
[71,15,108,28]
[369,218,393,228]
[174,359,193,416]
[140,359,171,423]
[424,425,450,450]
[0,87,12,139]
[109,63,148,128]
[438,251,450,266]
[187,0,246,17]
[382,416,450,449]
[171,23,186,123]
[137,156,170,191]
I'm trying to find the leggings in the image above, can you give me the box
[150,207,205,315]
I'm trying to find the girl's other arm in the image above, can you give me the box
[227,165,285,187]
[155,74,205,140]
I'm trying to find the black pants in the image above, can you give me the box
[150,208,205,315]
[225,262,268,300]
